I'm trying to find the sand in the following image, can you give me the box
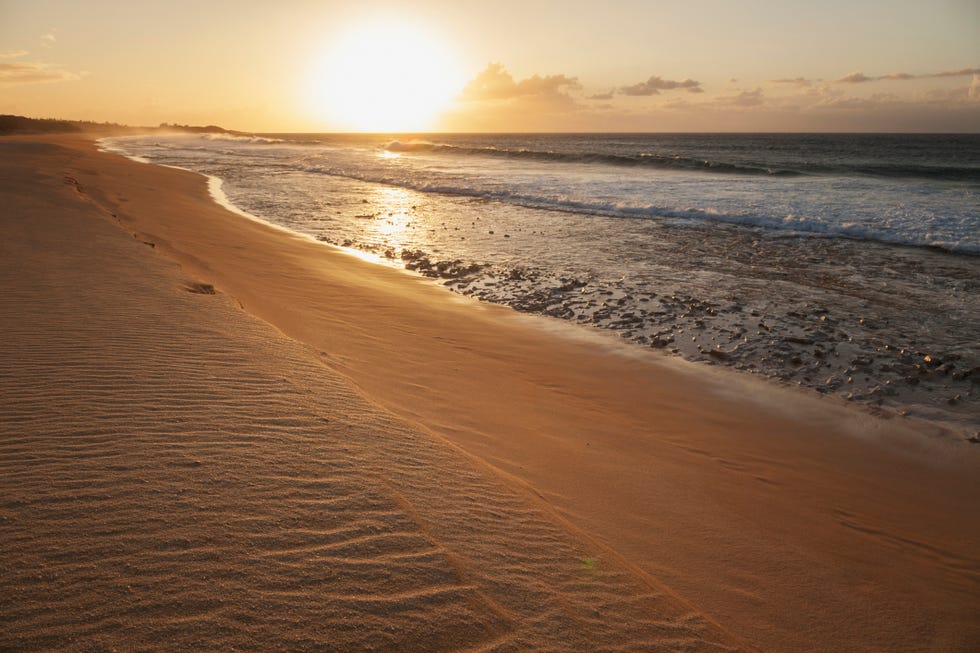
[1,134,977,652]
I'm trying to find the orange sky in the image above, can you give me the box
[1,0,978,132]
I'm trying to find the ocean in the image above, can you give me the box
[101,132,980,436]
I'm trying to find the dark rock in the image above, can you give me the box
[784,336,815,345]
[952,367,977,382]
[185,282,216,295]
[708,348,732,361]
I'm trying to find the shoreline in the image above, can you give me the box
[100,132,980,439]
[3,133,979,651]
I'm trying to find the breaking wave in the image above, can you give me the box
[300,162,980,255]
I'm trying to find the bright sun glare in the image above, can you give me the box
[311,20,463,132]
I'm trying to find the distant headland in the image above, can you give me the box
[0,114,236,136]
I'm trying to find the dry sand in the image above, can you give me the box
[1,134,978,652]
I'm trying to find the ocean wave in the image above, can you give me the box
[385,140,437,152]
[841,163,980,182]
[386,141,801,177]
[383,140,980,183]
[201,133,284,144]
[298,163,979,255]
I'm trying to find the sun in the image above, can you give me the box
[310,20,464,132]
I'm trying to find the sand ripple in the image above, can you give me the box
[0,142,741,651]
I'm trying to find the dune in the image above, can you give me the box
[1,134,977,652]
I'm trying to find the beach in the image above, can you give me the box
[1,134,978,651]
[103,132,980,434]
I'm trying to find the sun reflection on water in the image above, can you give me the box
[368,187,416,251]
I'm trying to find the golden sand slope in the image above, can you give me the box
[2,136,979,652]
[0,140,745,651]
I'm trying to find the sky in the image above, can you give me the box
[1,0,978,132]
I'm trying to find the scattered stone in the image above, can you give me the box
[185,282,216,295]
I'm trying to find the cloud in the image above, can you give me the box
[836,71,873,84]
[717,88,766,107]
[926,67,980,78]
[0,50,28,58]
[879,72,915,81]
[446,60,980,131]
[835,67,980,84]
[0,60,82,85]
[42,32,56,45]
[619,75,703,96]
[770,77,814,87]
[449,63,589,130]
[461,63,580,101]
[817,92,902,110]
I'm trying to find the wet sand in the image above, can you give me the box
[307,187,980,435]
[1,135,978,652]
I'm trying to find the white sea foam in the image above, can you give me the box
[200,133,284,144]
[104,133,980,255]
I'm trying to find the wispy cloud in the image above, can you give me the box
[879,72,915,81]
[770,77,814,87]
[815,92,901,110]
[835,67,980,83]
[926,67,980,78]
[717,88,766,107]
[0,60,82,85]
[0,50,29,58]
[587,90,615,100]
[619,75,703,96]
